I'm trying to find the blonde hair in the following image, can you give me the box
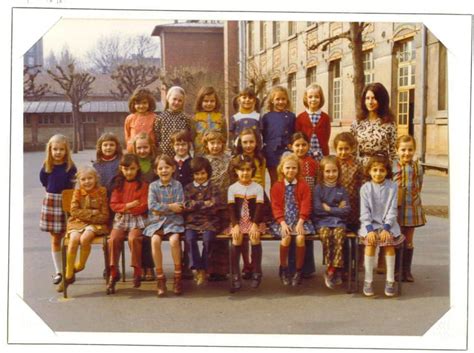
[266,85,292,112]
[318,155,341,185]
[43,134,74,173]
[276,154,301,181]
[202,130,226,154]
[131,132,157,160]
[165,86,186,111]
[303,83,325,109]
[75,165,101,190]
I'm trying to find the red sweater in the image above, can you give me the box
[295,111,331,156]
[110,180,149,215]
[270,179,312,223]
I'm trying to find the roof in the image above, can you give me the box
[24,100,164,113]
[152,22,223,36]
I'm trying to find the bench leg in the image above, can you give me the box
[228,238,233,289]
[354,239,359,293]
[346,237,353,294]
[103,237,109,285]
[121,242,126,282]
[61,240,68,299]
[398,242,404,296]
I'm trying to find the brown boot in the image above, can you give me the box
[403,248,415,282]
[157,276,167,297]
[173,273,182,295]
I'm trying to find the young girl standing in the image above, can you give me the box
[107,154,149,294]
[131,132,157,281]
[295,84,331,162]
[192,86,227,156]
[261,86,295,185]
[154,86,191,158]
[359,154,404,297]
[312,156,351,289]
[39,134,77,285]
[287,132,318,278]
[392,135,426,282]
[58,166,109,292]
[183,157,222,285]
[229,87,261,150]
[93,132,122,196]
[203,130,231,281]
[143,155,185,296]
[124,88,157,152]
[131,132,157,184]
[270,154,314,286]
[227,156,266,291]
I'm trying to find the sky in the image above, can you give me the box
[42,18,167,64]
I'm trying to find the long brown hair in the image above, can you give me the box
[95,132,123,162]
[358,82,394,123]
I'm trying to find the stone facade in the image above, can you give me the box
[241,21,448,171]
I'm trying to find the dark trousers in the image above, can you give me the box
[185,229,216,270]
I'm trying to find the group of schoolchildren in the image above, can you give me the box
[39,82,425,298]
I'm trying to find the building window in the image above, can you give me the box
[330,60,342,120]
[39,116,55,124]
[438,43,447,111]
[287,73,297,111]
[288,21,296,36]
[306,66,317,86]
[363,50,374,84]
[259,21,267,51]
[24,116,31,125]
[397,39,416,88]
[248,21,254,56]
[272,22,280,44]
[395,38,416,136]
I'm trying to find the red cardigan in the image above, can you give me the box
[295,111,331,156]
[270,179,312,223]
[110,180,149,215]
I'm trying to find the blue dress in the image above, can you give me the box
[261,111,296,167]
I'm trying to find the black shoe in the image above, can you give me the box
[250,273,262,288]
[291,271,302,286]
[242,271,252,280]
[230,275,241,293]
[279,267,290,286]
[52,273,62,285]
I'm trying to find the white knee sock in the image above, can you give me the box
[385,255,395,282]
[52,251,61,274]
[364,255,375,283]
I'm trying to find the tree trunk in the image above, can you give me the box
[350,23,366,119]
[71,110,78,153]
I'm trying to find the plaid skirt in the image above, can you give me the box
[360,229,405,247]
[112,213,147,231]
[39,192,66,234]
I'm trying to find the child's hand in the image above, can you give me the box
[204,200,214,207]
[379,229,391,243]
[280,222,291,239]
[168,203,184,213]
[295,219,305,237]
[126,200,140,210]
[366,231,377,246]
[152,210,162,216]
[338,200,346,208]
[231,224,241,242]
[249,223,260,242]
[322,203,331,212]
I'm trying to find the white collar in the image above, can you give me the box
[305,109,322,115]
[233,111,260,121]
[174,155,190,163]
[193,181,209,187]
[284,179,298,186]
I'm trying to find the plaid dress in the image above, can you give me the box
[39,163,77,234]
[143,179,185,236]
[392,159,426,227]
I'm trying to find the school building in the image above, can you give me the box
[23,73,163,151]
[237,21,448,171]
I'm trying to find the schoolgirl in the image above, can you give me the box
[39,134,77,285]
[92,132,123,196]
[131,132,157,184]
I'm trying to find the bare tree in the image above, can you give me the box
[308,22,369,118]
[23,65,49,100]
[245,60,271,111]
[87,34,159,74]
[109,64,161,99]
[47,64,96,153]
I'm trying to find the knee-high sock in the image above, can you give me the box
[385,255,395,282]
[251,244,262,273]
[52,251,61,274]
[75,246,91,272]
[364,255,375,283]
[296,245,306,271]
[65,249,77,279]
[280,245,289,267]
